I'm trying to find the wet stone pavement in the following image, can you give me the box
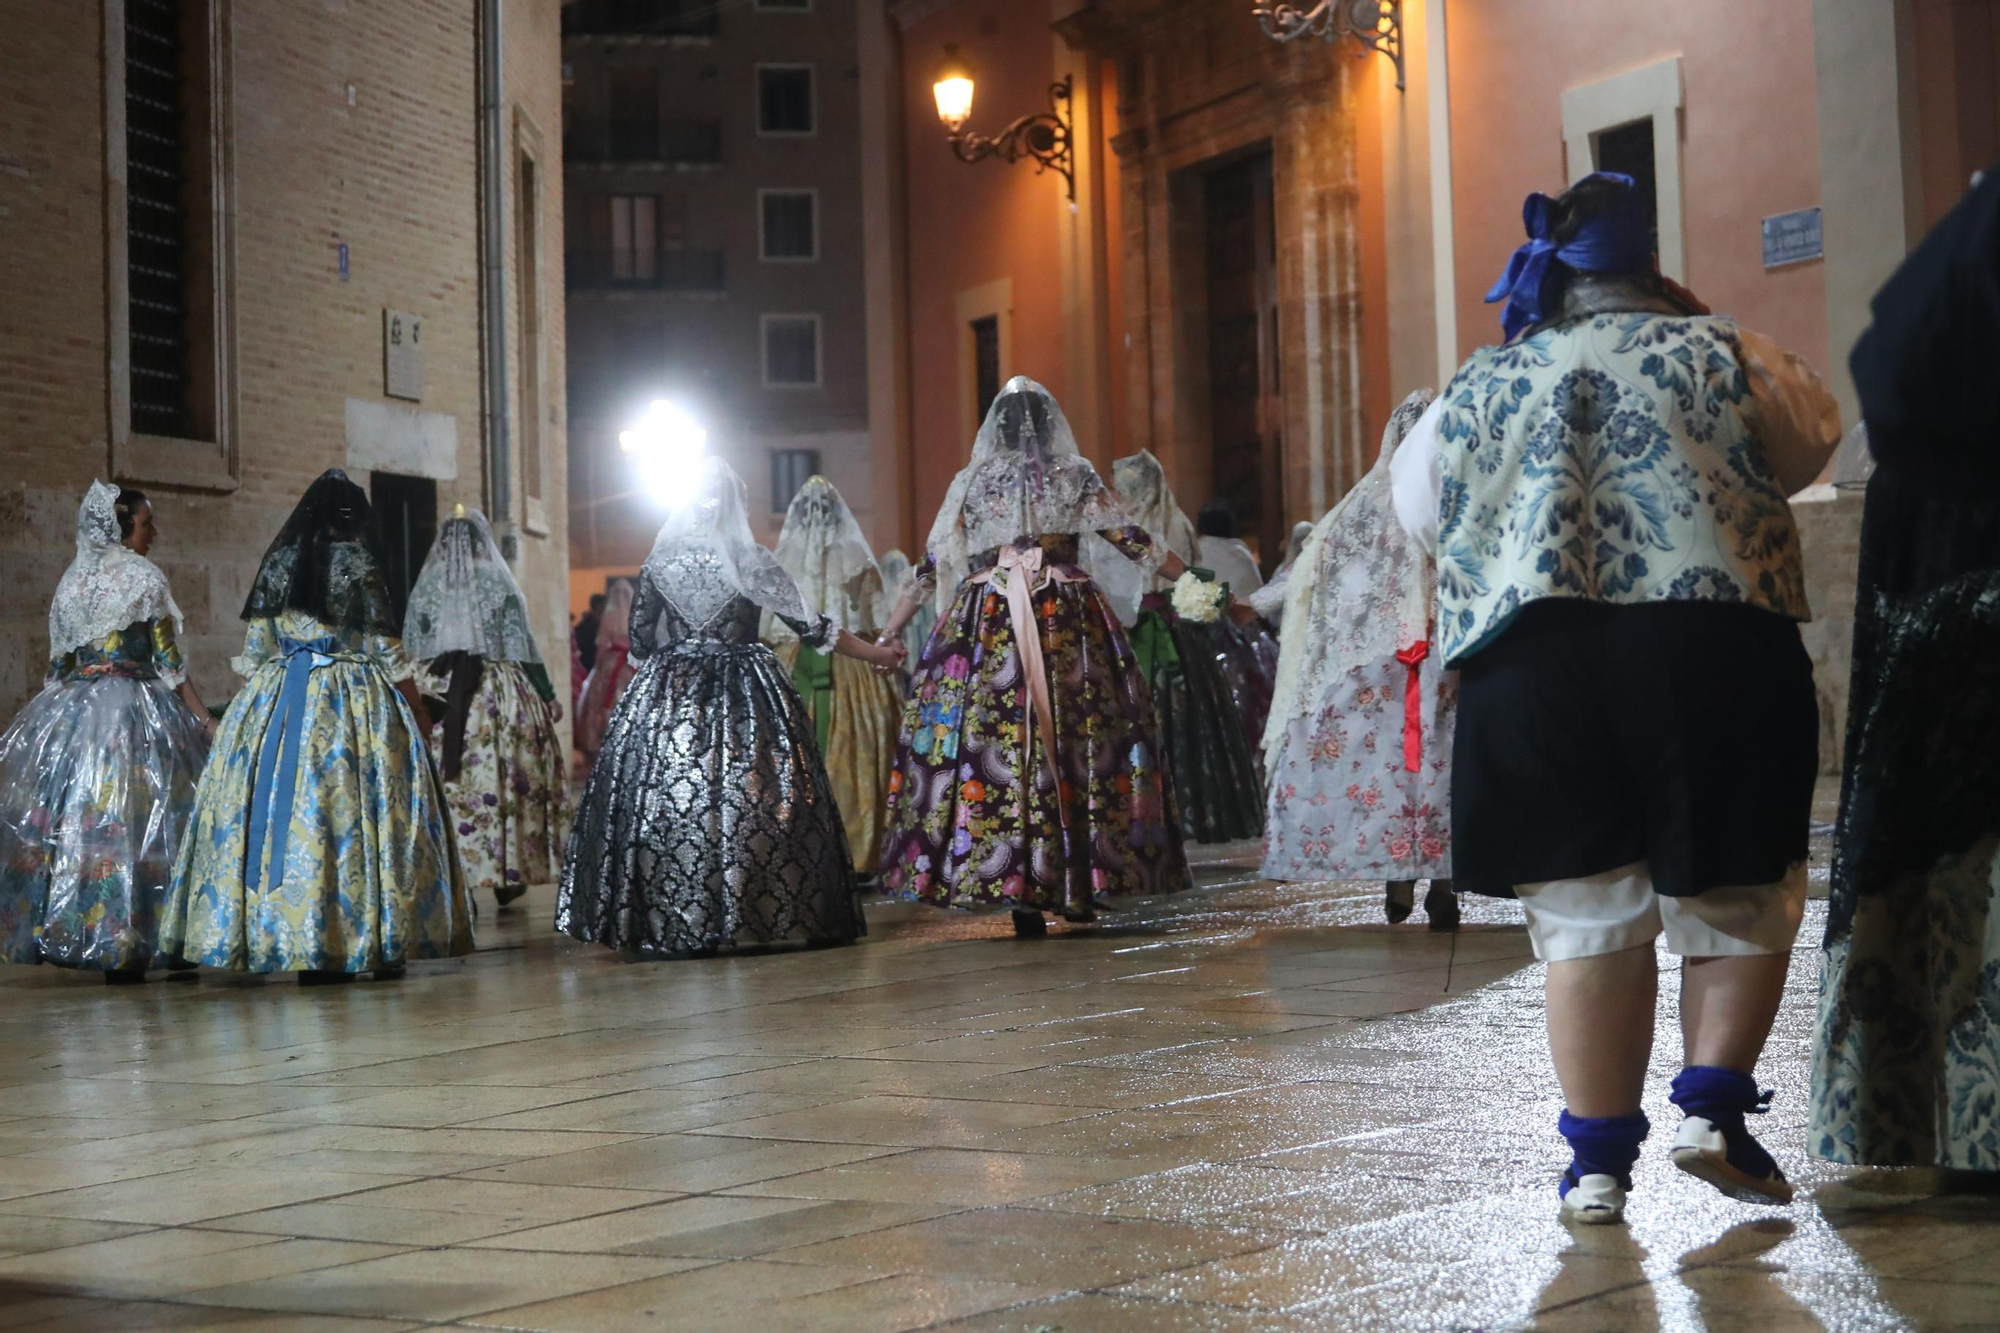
[0,822,1995,1331]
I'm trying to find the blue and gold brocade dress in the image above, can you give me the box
[0,619,209,970]
[163,610,474,972]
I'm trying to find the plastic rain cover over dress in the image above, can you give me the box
[0,481,209,971]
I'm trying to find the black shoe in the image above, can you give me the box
[1011,909,1047,938]
[1384,881,1416,924]
[103,969,147,986]
[298,970,354,987]
[1424,882,1460,932]
[370,966,407,982]
[494,884,528,908]
[804,936,855,950]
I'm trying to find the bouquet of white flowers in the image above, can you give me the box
[1170,569,1227,623]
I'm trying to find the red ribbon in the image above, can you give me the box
[1394,640,1429,773]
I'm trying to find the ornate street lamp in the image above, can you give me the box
[930,45,1076,203]
[1253,0,1406,92]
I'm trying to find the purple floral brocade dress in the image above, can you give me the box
[881,528,1189,915]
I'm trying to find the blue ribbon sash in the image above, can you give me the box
[245,636,339,892]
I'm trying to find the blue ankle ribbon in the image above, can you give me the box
[1557,1108,1651,1194]
[1668,1065,1774,1123]
[245,636,339,892]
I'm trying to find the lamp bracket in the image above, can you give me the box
[1253,0,1406,92]
[947,75,1076,202]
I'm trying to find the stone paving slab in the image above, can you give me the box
[0,837,1993,1332]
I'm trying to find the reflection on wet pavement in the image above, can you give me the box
[0,835,1992,1331]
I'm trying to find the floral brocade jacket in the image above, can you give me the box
[1433,314,1812,664]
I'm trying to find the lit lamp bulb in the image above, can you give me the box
[619,398,709,509]
[932,45,975,135]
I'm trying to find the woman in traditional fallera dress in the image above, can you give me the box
[1259,391,1458,929]
[573,578,635,761]
[0,484,213,981]
[163,469,473,982]
[559,458,900,958]
[1812,167,2000,1174]
[407,507,567,908]
[875,378,1190,936]
[1095,450,1264,846]
[1392,174,1840,1222]
[766,476,904,875]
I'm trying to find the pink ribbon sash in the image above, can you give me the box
[970,545,1086,832]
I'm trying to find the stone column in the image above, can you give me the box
[1271,55,1364,521]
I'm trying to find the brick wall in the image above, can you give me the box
[0,0,568,725]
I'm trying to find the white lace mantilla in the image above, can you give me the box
[48,480,184,662]
[642,457,813,631]
[404,508,543,664]
[922,377,1132,614]
[769,475,886,642]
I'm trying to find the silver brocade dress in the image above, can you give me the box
[556,545,864,953]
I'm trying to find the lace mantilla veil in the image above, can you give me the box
[404,508,543,664]
[922,376,1130,618]
[241,468,399,635]
[641,456,814,628]
[767,475,885,643]
[48,480,184,665]
[1261,389,1437,768]
[1087,450,1196,627]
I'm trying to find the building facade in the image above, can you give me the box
[0,0,570,728]
[563,0,872,602]
[862,0,1995,770]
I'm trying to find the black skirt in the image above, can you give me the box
[1451,599,1817,899]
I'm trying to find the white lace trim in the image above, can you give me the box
[48,480,184,661]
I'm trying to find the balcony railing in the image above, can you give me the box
[567,248,726,294]
[562,0,719,38]
[567,118,722,167]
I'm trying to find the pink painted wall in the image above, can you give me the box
[1445,0,1830,376]
[900,4,1075,546]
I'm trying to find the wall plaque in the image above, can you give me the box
[1761,207,1823,269]
[383,309,424,402]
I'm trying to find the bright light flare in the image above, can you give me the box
[619,398,709,508]
[932,46,974,132]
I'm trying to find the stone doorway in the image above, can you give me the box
[1202,150,1283,567]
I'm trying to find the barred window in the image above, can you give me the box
[761,315,821,388]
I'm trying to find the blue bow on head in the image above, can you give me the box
[1484,172,1654,341]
